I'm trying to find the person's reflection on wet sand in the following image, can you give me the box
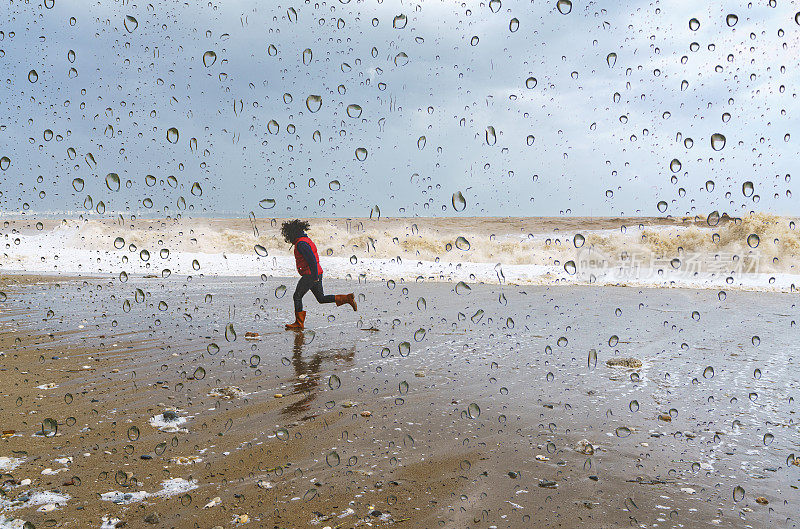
[281,330,355,419]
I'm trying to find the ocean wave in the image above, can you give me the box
[1,214,798,291]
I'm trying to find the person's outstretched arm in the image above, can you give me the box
[296,240,320,280]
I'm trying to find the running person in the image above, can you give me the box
[281,219,356,330]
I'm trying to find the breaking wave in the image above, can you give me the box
[1,213,798,291]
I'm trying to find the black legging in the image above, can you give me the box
[293,275,335,311]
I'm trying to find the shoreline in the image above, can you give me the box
[1,268,797,295]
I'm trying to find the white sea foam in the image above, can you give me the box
[1,214,798,291]
[0,457,24,472]
[0,516,27,529]
[99,478,197,504]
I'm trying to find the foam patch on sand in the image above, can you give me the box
[0,491,71,512]
[0,457,24,472]
[149,411,190,433]
[0,516,28,529]
[100,478,198,504]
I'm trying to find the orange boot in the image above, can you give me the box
[285,311,306,330]
[335,293,357,311]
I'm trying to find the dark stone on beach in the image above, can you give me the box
[162,410,179,422]
[144,512,160,524]
[140,455,152,460]
[589,475,599,481]
[606,358,642,368]
[507,471,519,479]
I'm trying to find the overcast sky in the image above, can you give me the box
[1,0,797,218]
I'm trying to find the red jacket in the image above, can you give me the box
[294,236,323,276]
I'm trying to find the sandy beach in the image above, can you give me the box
[0,273,796,528]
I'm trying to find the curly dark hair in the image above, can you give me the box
[281,219,310,244]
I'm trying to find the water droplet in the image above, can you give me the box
[393,14,407,29]
[452,191,467,211]
[305,95,322,113]
[710,133,726,151]
[615,426,631,437]
[606,52,617,67]
[573,233,585,248]
[399,380,409,394]
[467,403,481,419]
[275,285,287,298]
[166,127,179,143]
[657,200,668,213]
[763,432,774,446]
[355,147,368,161]
[414,328,426,341]
[455,281,471,295]
[28,69,38,83]
[629,400,639,412]
[733,485,745,502]
[326,451,340,467]
[703,366,714,379]
[689,17,700,31]
[747,234,760,248]
[202,51,216,67]
[726,13,738,27]
[346,104,362,118]
[302,48,312,65]
[328,374,341,389]
[489,0,502,13]
[556,0,572,15]
[42,418,57,437]
[588,349,597,368]
[564,261,577,275]
[105,173,120,191]
[525,77,537,89]
[127,425,140,441]
[486,126,497,145]
[509,18,519,32]
[124,15,138,32]
[399,342,411,357]
[742,181,754,197]
[225,323,236,342]
[670,159,681,173]
[259,198,276,209]
[455,236,470,251]
[254,245,268,257]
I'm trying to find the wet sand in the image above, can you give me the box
[0,273,797,528]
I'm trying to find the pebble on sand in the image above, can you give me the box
[575,439,595,455]
[208,386,245,399]
[606,358,642,368]
[204,496,222,509]
[755,497,769,505]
